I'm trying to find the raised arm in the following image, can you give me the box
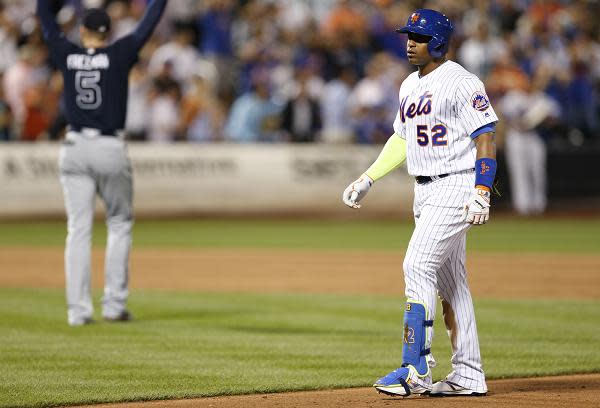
[129,0,168,51]
[36,0,63,42]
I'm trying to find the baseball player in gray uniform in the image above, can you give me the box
[343,9,498,397]
[38,0,167,326]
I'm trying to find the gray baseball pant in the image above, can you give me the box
[59,131,133,325]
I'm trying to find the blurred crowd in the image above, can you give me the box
[0,0,599,145]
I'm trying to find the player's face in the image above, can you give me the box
[406,32,433,66]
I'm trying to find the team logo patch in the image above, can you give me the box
[471,91,490,112]
[411,13,420,23]
[480,161,490,174]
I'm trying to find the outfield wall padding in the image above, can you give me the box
[0,143,414,217]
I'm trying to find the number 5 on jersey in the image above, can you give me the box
[75,70,102,110]
[416,124,447,146]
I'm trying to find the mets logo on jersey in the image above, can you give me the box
[471,91,490,112]
[399,92,433,123]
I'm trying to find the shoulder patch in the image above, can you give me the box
[471,91,490,112]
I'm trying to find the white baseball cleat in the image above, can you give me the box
[430,380,487,397]
[373,365,432,396]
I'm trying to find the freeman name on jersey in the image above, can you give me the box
[66,53,110,70]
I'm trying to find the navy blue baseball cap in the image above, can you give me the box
[83,8,111,33]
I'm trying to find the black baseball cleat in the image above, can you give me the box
[103,310,133,322]
[69,316,94,327]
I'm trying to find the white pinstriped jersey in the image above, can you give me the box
[393,60,498,177]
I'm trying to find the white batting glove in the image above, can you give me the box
[465,188,491,225]
[342,174,373,209]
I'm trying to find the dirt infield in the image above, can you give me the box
[1,247,599,298]
[1,247,599,407]
[75,374,600,408]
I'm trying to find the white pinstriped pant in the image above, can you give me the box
[403,171,487,393]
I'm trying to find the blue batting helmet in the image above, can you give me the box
[396,9,454,58]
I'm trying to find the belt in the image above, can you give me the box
[68,125,123,138]
[415,168,475,185]
[415,174,449,184]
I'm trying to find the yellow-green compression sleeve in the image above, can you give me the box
[364,134,407,181]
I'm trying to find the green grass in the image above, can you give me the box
[1,218,598,406]
[1,218,599,252]
[1,289,599,407]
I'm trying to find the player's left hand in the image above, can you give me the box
[342,174,373,209]
[464,188,491,225]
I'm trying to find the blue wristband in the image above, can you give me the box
[475,158,496,189]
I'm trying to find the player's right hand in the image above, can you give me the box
[342,174,373,209]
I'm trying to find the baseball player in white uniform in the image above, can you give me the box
[342,9,498,397]
[499,76,559,215]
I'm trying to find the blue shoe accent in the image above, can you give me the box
[373,365,432,396]
[374,367,411,395]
